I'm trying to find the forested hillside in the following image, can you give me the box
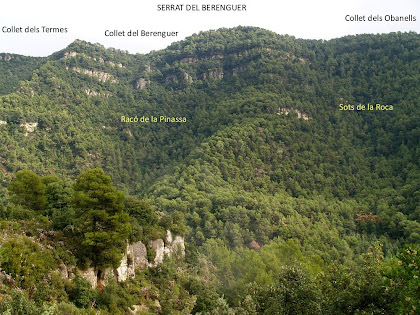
[0,27,418,314]
[0,53,46,95]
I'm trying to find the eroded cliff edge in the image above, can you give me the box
[76,230,184,289]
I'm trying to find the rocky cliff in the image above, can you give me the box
[78,230,185,288]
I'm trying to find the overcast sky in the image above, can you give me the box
[1,0,419,56]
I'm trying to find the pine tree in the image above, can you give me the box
[8,169,46,212]
[72,168,131,269]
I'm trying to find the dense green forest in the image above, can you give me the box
[0,53,46,95]
[0,27,419,314]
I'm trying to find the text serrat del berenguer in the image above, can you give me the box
[157,4,246,11]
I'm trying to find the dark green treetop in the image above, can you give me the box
[71,168,131,269]
[8,169,46,212]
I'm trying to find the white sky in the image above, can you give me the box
[0,0,419,56]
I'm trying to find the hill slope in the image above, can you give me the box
[0,27,419,314]
[1,27,418,243]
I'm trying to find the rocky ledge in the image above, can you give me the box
[78,230,185,288]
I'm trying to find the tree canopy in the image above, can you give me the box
[72,168,130,269]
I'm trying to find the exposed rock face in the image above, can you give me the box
[148,239,165,266]
[107,240,149,282]
[116,240,148,281]
[52,263,70,280]
[100,268,117,287]
[4,54,12,61]
[118,232,185,275]
[135,78,148,89]
[63,52,123,68]
[203,70,224,81]
[180,57,198,64]
[164,230,186,257]
[71,67,117,83]
[284,53,308,63]
[78,267,97,289]
[127,241,147,271]
[277,108,310,120]
[165,72,194,84]
[146,231,185,267]
[80,232,184,287]
[105,61,123,68]
[84,88,110,98]
[58,263,69,279]
[165,229,173,244]
[0,121,7,126]
[184,72,193,84]
[84,88,99,96]
[20,122,38,136]
[170,235,186,255]
[124,129,133,137]
[17,87,35,98]
[250,240,261,251]
[129,300,161,314]
[210,70,224,80]
[115,257,129,282]
[178,54,224,65]
[63,51,78,59]
[130,305,146,314]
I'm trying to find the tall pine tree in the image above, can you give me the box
[72,168,131,269]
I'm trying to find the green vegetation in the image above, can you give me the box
[72,168,131,269]
[0,27,418,313]
[8,170,46,212]
[0,53,46,95]
[0,168,186,314]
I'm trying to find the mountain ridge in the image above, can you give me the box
[0,27,418,197]
[0,26,419,314]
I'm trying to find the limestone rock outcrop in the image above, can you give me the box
[148,239,166,266]
[164,230,186,257]
[203,70,224,81]
[116,240,148,281]
[78,267,97,289]
[277,108,310,120]
[84,88,110,98]
[63,51,78,59]
[135,78,148,89]
[20,122,38,136]
[149,230,185,266]
[71,67,117,83]
[79,231,185,287]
